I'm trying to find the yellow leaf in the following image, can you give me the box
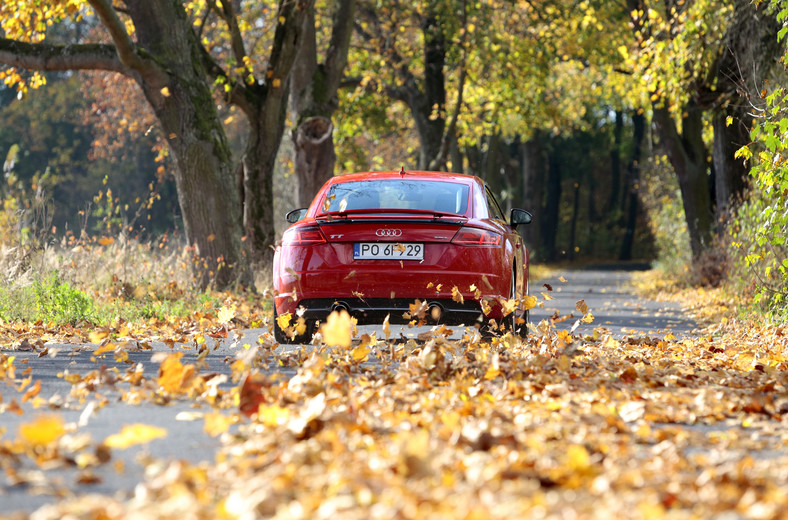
[383,314,391,341]
[576,299,589,314]
[483,366,500,380]
[277,312,292,330]
[351,344,371,362]
[272,78,281,88]
[258,405,290,427]
[321,310,353,348]
[451,286,464,304]
[160,86,170,97]
[104,424,167,449]
[500,298,517,317]
[217,305,235,324]
[581,312,594,324]
[89,330,110,344]
[294,316,307,336]
[98,236,114,246]
[523,295,537,310]
[567,444,591,472]
[158,353,195,393]
[94,342,116,356]
[19,415,65,446]
[204,412,234,438]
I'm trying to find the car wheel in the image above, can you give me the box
[272,304,314,344]
[479,269,528,339]
[507,269,528,338]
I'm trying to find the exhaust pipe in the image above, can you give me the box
[331,301,351,313]
[428,302,443,322]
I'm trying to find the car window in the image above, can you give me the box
[322,180,470,214]
[485,187,506,221]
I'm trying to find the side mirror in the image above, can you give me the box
[510,208,532,228]
[286,208,308,224]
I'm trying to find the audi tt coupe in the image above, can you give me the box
[272,169,532,343]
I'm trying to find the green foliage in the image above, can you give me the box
[727,0,788,316]
[729,186,788,315]
[639,155,692,278]
[0,272,95,325]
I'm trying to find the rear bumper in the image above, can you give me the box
[275,297,486,326]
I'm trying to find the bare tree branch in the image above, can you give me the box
[0,38,129,74]
[87,0,146,71]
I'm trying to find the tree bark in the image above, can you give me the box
[712,109,749,228]
[290,0,355,208]
[293,116,336,208]
[120,0,250,289]
[652,103,715,259]
[709,0,780,231]
[520,133,544,256]
[619,112,645,261]
[541,145,562,262]
[608,111,623,214]
[227,0,313,266]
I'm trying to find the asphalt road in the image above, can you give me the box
[0,267,698,516]
[529,265,698,338]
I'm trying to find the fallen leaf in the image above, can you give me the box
[19,415,65,446]
[103,424,167,449]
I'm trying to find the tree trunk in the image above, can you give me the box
[290,0,355,208]
[125,0,248,289]
[568,182,580,262]
[608,111,623,214]
[709,0,780,233]
[712,109,749,230]
[541,146,562,262]
[619,112,645,261]
[481,134,503,194]
[236,1,312,266]
[293,116,336,207]
[653,103,715,260]
[520,133,544,258]
[243,108,287,270]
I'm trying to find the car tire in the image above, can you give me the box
[479,269,528,339]
[272,304,314,344]
[508,269,528,338]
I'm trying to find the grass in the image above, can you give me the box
[0,237,272,334]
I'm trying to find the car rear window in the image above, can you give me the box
[321,180,470,215]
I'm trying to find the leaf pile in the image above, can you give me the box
[2,292,788,519]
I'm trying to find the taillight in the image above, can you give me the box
[284,225,326,245]
[451,227,502,246]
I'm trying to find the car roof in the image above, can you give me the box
[325,170,481,187]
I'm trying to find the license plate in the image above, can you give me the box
[354,242,424,260]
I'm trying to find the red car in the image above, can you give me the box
[272,169,532,343]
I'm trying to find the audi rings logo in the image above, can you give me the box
[376,228,402,237]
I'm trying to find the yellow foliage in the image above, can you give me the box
[157,352,196,393]
[18,415,65,446]
[103,424,167,449]
[320,310,353,348]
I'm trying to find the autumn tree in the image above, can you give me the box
[626,0,780,261]
[350,0,475,171]
[0,0,313,289]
